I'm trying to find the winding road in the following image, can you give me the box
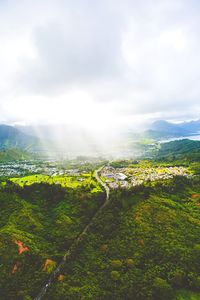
[34,166,109,300]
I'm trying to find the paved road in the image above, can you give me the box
[34,166,109,300]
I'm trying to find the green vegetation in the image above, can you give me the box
[10,173,102,193]
[44,175,200,300]
[142,129,181,140]
[175,289,200,299]
[0,177,104,299]
[155,139,200,162]
[1,140,200,299]
[0,148,32,162]
[0,125,40,151]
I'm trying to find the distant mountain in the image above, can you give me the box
[150,119,200,135]
[178,119,200,132]
[0,125,40,151]
[150,120,192,136]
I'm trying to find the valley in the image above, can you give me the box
[0,139,200,299]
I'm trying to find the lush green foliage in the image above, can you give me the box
[0,148,32,162]
[44,176,200,300]
[155,139,200,162]
[10,173,102,193]
[1,139,200,299]
[0,178,104,299]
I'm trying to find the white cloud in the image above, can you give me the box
[0,0,200,127]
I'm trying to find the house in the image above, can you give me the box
[115,173,127,181]
[109,182,119,189]
[120,181,129,188]
[102,173,114,179]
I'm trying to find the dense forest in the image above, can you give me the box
[0,180,104,299]
[1,173,200,299]
[155,139,200,162]
[43,176,200,300]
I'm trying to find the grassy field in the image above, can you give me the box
[10,173,103,193]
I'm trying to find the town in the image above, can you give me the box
[0,158,101,177]
[100,165,192,189]
[0,159,193,191]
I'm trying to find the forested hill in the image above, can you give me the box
[44,175,200,300]
[0,125,40,150]
[0,148,33,162]
[155,139,200,161]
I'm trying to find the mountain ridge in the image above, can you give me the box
[150,119,200,135]
[0,124,40,151]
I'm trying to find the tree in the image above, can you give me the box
[169,270,185,287]
[126,258,135,268]
[153,278,173,300]
[111,260,123,269]
[110,271,120,281]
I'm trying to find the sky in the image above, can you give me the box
[0,0,200,130]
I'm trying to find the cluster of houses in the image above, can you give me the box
[0,161,42,176]
[101,165,191,189]
[51,169,81,176]
[0,160,85,178]
[0,160,192,190]
[0,161,68,177]
[101,166,128,189]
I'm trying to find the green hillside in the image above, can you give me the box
[1,171,200,299]
[43,175,200,300]
[0,148,33,162]
[155,139,200,162]
[142,129,183,140]
[1,140,200,299]
[0,125,40,151]
[0,178,104,299]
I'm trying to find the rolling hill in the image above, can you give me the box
[0,125,40,151]
[155,139,200,162]
[0,148,33,162]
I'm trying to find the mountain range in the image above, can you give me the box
[0,119,199,156]
[149,119,200,136]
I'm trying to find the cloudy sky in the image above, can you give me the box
[0,0,200,129]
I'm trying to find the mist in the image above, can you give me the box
[0,0,200,159]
